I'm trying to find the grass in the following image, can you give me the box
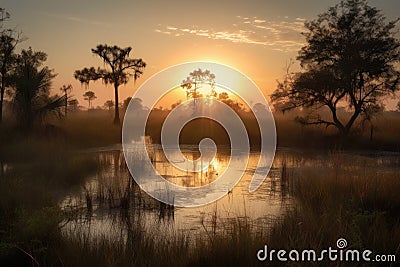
[0,109,399,266]
[55,110,122,148]
[274,110,400,151]
[267,153,400,266]
[0,137,98,266]
[52,152,400,266]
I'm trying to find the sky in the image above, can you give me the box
[1,0,399,109]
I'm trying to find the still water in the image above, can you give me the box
[60,145,400,242]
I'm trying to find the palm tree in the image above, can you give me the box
[10,48,65,131]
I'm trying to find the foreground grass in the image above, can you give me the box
[54,153,400,267]
[0,138,98,266]
[267,153,400,266]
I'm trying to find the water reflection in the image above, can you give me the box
[61,146,294,240]
[61,147,400,243]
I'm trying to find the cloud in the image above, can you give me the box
[155,15,306,52]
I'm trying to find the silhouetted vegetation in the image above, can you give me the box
[0,8,23,124]
[0,1,399,266]
[181,69,217,111]
[9,48,66,131]
[83,91,96,109]
[59,84,73,117]
[271,0,400,138]
[74,44,146,124]
[104,100,114,111]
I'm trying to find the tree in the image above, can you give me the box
[83,91,96,109]
[216,91,243,112]
[74,44,146,124]
[104,100,114,111]
[253,103,268,114]
[271,0,400,137]
[181,69,216,112]
[397,100,400,112]
[129,97,143,111]
[60,84,72,117]
[9,48,65,130]
[122,97,132,110]
[0,8,22,124]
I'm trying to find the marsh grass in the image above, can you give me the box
[52,151,400,267]
[274,110,400,150]
[1,109,399,266]
[268,153,400,266]
[0,137,98,266]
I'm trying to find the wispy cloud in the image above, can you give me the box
[44,12,111,27]
[155,16,306,52]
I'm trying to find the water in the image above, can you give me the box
[60,146,400,242]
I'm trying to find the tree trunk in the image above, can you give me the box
[64,92,68,118]
[0,74,5,124]
[113,83,120,125]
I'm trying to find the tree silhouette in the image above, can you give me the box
[122,97,132,110]
[104,100,114,111]
[271,0,400,137]
[217,91,243,112]
[0,8,23,124]
[181,69,216,112]
[83,91,96,109]
[9,48,65,130]
[74,44,146,124]
[60,84,72,117]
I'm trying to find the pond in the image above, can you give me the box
[59,145,400,244]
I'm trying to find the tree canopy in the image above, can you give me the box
[271,0,400,137]
[83,91,96,108]
[181,69,216,99]
[74,44,146,124]
[0,8,23,124]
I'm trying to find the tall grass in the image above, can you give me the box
[0,137,98,266]
[53,151,400,266]
[1,109,399,266]
[268,152,400,266]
